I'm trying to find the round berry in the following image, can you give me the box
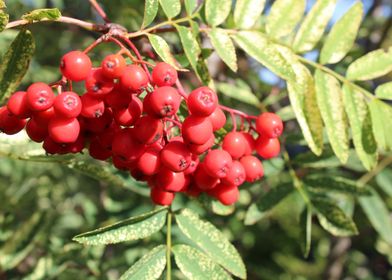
[101,54,126,79]
[182,115,213,145]
[150,187,175,206]
[161,140,192,172]
[53,91,82,118]
[112,96,142,126]
[26,82,55,111]
[0,106,26,135]
[209,107,226,131]
[152,62,178,87]
[204,149,233,178]
[134,115,163,144]
[89,138,112,161]
[240,155,264,182]
[208,183,239,205]
[7,91,31,118]
[137,144,162,176]
[194,163,220,190]
[188,134,215,155]
[255,136,281,159]
[120,65,149,91]
[83,109,113,133]
[187,87,218,117]
[65,135,85,154]
[184,155,200,175]
[80,94,105,118]
[242,132,255,155]
[256,112,283,138]
[222,131,247,159]
[112,128,145,162]
[112,155,130,170]
[48,117,80,143]
[105,87,132,109]
[32,107,55,125]
[43,136,64,154]
[147,87,181,118]
[222,161,246,186]
[60,51,92,81]
[154,167,188,192]
[85,68,115,97]
[26,118,48,142]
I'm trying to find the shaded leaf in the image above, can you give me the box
[159,0,181,19]
[184,0,198,15]
[0,30,35,104]
[320,1,363,64]
[142,0,159,28]
[208,28,237,72]
[175,209,246,279]
[347,47,392,81]
[119,245,166,280]
[359,189,392,244]
[73,208,167,245]
[293,0,337,53]
[304,175,371,196]
[147,34,181,69]
[376,169,392,197]
[369,99,392,151]
[173,245,232,280]
[205,0,232,27]
[300,206,312,258]
[232,31,295,81]
[0,10,9,32]
[234,0,265,29]
[217,82,259,107]
[22,8,61,22]
[375,82,392,100]
[342,85,378,170]
[312,197,358,236]
[200,194,235,216]
[266,0,306,39]
[315,70,349,163]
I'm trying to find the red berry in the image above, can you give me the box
[161,140,192,172]
[48,117,80,143]
[152,62,178,87]
[85,68,115,97]
[26,118,48,142]
[182,115,213,145]
[0,106,26,134]
[137,143,162,175]
[112,155,130,170]
[134,115,163,144]
[83,109,113,133]
[222,131,247,159]
[209,107,226,131]
[188,134,215,155]
[256,112,283,138]
[101,54,126,79]
[185,183,203,197]
[60,51,92,81]
[187,87,218,117]
[112,128,145,162]
[222,161,246,186]
[184,155,200,175]
[120,65,149,91]
[113,96,142,126]
[32,107,55,125]
[26,82,55,111]
[255,136,281,159]
[240,155,264,182]
[204,149,233,178]
[80,94,105,118]
[154,167,188,192]
[89,138,112,160]
[150,187,175,205]
[105,88,132,109]
[208,183,239,205]
[65,135,85,153]
[53,91,82,118]
[43,136,64,154]
[7,91,31,118]
[242,132,255,155]
[194,163,220,190]
[147,87,181,118]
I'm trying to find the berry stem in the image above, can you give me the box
[166,209,173,280]
[219,105,257,120]
[164,117,183,128]
[175,80,188,100]
[88,0,111,23]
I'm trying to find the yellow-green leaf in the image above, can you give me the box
[175,209,246,279]
[300,206,312,258]
[22,8,61,22]
[208,28,237,72]
[315,70,349,163]
[142,0,159,28]
[369,99,392,151]
[173,245,233,280]
[347,47,392,81]
[232,31,295,81]
[176,24,200,70]
[304,175,371,196]
[119,245,166,280]
[0,30,35,104]
[0,10,8,32]
[375,82,392,100]
[73,208,167,245]
[205,0,231,27]
[342,85,378,170]
[184,0,198,15]
[293,0,337,53]
[234,0,265,29]
[266,0,306,39]
[217,82,259,107]
[0,0,6,9]
[159,0,181,19]
[147,34,181,69]
[320,1,363,64]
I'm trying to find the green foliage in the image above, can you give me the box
[147,33,181,69]
[22,8,62,22]
[159,0,181,19]
[208,28,237,72]
[142,0,158,28]
[234,0,265,29]
[205,0,231,27]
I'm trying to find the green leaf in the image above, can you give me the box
[173,245,233,280]
[277,46,324,155]
[314,70,349,163]
[208,28,237,72]
[184,0,198,15]
[73,208,167,245]
[147,34,180,69]
[205,0,232,27]
[159,0,181,19]
[266,0,306,39]
[200,195,235,216]
[320,2,363,64]
[369,99,392,151]
[342,85,378,170]
[303,175,371,196]
[22,8,61,22]
[347,47,392,81]
[234,0,266,29]
[0,30,35,104]
[312,197,358,236]
[0,0,6,9]
[375,82,392,100]
[217,82,259,107]
[359,189,392,244]
[119,245,166,280]
[300,206,312,258]
[293,0,337,53]
[196,58,213,87]
[142,0,159,28]
[232,31,295,81]
[376,169,392,197]
[175,209,246,279]
[244,183,293,225]
[0,10,9,32]
[176,24,200,69]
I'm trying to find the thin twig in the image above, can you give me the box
[89,0,111,23]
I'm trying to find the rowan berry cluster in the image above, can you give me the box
[0,49,283,206]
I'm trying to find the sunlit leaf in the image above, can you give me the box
[234,0,265,29]
[376,169,392,197]
[0,10,9,32]
[205,0,232,27]
[159,0,181,19]
[217,82,259,107]
[375,82,392,100]
[176,24,200,70]
[369,99,392,151]
[142,0,159,28]
[147,34,181,69]
[208,28,237,72]
[22,8,61,22]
